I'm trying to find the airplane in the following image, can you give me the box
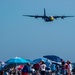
[22,8,74,22]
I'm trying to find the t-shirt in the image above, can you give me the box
[33,64,40,70]
[68,64,72,71]
[40,64,46,71]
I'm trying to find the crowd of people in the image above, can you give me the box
[0,59,73,75]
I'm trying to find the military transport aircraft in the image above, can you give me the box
[22,8,74,22]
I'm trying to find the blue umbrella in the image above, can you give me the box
[5,57,29,64]
[4,57,29,72]
[43,55,62,62]
[33,58,51,64]
[26,59,33,64]
[33,58,47,64]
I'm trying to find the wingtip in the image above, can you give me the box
[71,16,75,17]
[22,15,25,16]
[22,15,29,16]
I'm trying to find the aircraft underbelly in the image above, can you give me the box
[44,18,53,22]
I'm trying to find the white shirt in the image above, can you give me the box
[40,64,46,71]
[68,64,72,71]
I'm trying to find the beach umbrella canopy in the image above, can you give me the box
[26,59,33,64]
[4,57,29,71]
[33,58,51,64]
[33,58,47,64]
[5,57,29,64]
[43,55,62,62]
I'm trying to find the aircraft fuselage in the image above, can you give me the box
[44,16,55,22]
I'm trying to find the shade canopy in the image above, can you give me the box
[3,57,29,71]
[26,59,33,64]
[33,58,48,64]
[5,57,29,64]
[33,57,51,63]
[43,55,62,62]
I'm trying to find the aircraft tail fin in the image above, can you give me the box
[44,8,46,17]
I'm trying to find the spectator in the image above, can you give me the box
[22,63,31,75]
[40,61,46,75]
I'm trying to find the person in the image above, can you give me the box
[56,64,60,75]
[0,70,4,75]
[60,59,66,75]
[9,67,16,75]
[33,63,40,71]
[22,63,31,75]
[65,62,68,75]
[66,60,72,75]
[69,61,72,75]
[40,61,46,75]
[51,63,56,75]
[45,59,51,75]
[33,62,40,75]
[31,66,35,75]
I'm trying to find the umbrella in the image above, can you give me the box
[4,57,29,72]
[33,58,51,64]
[26,59,33,64]
[5,57,29,69]
[43,55,62,62]
[5,57,29,64]
[33,58,48,64]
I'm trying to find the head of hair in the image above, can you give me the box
[42,61,45,64]
[26,62,30,66]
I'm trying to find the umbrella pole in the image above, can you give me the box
[16,63,18,75]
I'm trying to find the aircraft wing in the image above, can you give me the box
[22,15,44,18]
[53,16,74,19]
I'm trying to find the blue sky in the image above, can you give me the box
[0,0,75,62]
